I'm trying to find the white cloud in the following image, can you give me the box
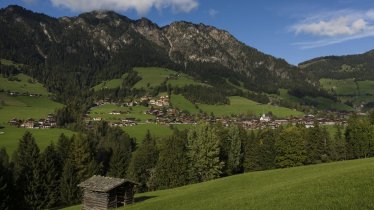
[290,9,374,48]
[208,9,218,17]
[50,0,199,14]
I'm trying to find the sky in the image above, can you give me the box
[1,0,374,65]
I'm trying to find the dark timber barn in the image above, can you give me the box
[78,175,137,210]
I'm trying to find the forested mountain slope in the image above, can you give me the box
[300,50,374,80]
[0,5,318,97]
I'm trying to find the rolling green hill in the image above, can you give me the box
[133,67,208,89]
[64,157,374,210]
[320,78,374,107]
[199,96,303,118]
[0,74,73,155]
[0,73,50,95]
[92,73,128,91]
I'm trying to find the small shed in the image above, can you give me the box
[78,175,137,210]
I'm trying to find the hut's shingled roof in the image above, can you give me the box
[78,175,137,192]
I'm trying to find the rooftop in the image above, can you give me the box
[78,175,137,192]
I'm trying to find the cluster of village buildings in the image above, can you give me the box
[94,95,170,108]
[88,100,349,129]
[7,91,43,97]
[8,114,57,129]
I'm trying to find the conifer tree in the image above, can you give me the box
[56,133,72,166]
[275,127,306,168]
[153,131,189,189]
[331,126,346,161]
[226,125,242,175]
[60,159,79,205]
[345,117,372,159]
[127,130,159,192]
[71,134,99,182]
[305,122,329,164]
[40,144,61,208]
[13,132,44,209]
[243,130,259,172]
[187,122,223,183]
[107,132,133,178]
[257,129,276,170]
[0,148,13,210]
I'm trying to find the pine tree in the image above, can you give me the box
[226,125,242,175]
[0,148,13,210]
[243,130,259,172]
[187,122,223,183]
[40,144,61,208]
[127,130,159,192]
[153,131,189,190]
[56,133,72,166]
[257,129,276,170]
[107,132,133,178]
[13,132,44,209]
[305,122,330,164]
[71,134,99,182]
[331,126,346,161]
[345,117,372,159]
[275,126,306,168]
[60,159,79,205]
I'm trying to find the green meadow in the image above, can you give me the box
[170,94,199,114]
[0,126,75,156]
[0,58,25,68]
[122,124,173,142]
[320,78,374,105]
[134,67,207,89]
[304,96,354,111]
[92,73,127,91]
[64,157,374,210]
[0,93,63,124]
[89,104,154,122]
[199,96,303,118]
[0,93,72,155]
[0,74,50,95]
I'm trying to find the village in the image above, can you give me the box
[5,93,352,130]
[84,95,350,130]
[8,114,57,129]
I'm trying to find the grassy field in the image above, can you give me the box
[0,92,70,155]
[64,157,374,210]
[320,78,374,105]
[0,93,63,124]
[133,67,176,89]
[92,73,127,91]
[122,124,174,142]
[0,74,50,95]
[320,78,358,96]
[278,88,354,111]
[170,94,199,114]
[199,96,303,118]
[89,104,154,122]
[304,96,354,111]
[0,58,25,68]
[0,125,75,155]
[133,67,207,89]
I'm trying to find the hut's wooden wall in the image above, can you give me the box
[81,182,136,209]
[82,190,109,210]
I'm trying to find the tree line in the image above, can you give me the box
[1,113,374,209]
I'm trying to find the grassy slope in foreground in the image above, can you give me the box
[200,96,303,118]
[64,158,374,210]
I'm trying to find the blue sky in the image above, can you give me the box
[1,0,374,65]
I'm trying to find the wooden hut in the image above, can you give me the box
[78,175,137,210]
